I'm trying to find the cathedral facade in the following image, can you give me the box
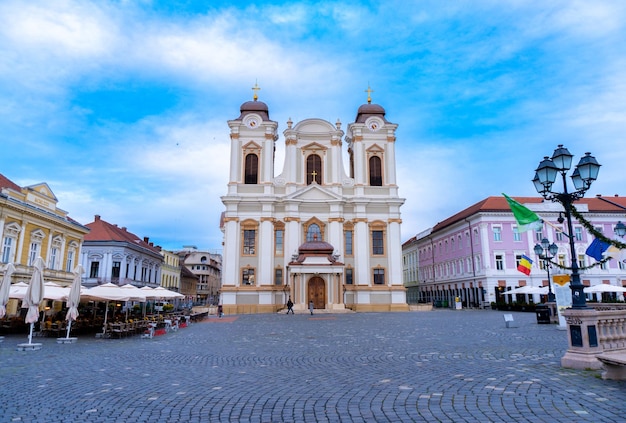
[220,90,407,313]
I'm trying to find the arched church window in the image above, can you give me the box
[369,156,382,186]
[244,153,259,184]
[306,154,322,185]
[306,224,322,242]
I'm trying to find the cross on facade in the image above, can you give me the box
[310,170,318,183]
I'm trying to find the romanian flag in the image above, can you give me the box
[517,254,533,275]
[503,193,543,232]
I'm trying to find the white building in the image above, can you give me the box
[81,215,163,287]
[220,90,407,313]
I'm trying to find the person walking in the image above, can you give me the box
[309,300,314,315]
[286,298,294,314]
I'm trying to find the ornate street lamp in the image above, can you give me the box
[533,145,601,309]
[534,238,559,302]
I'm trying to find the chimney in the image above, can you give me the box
[122,227,127,231]
[95,215,101,221]
[144,237,149,243]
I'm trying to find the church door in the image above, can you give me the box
[308,277,326,309]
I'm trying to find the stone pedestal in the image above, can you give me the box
[57,337,77,344]
[561,308,603,370]
[16,343,42,351]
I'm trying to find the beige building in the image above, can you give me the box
[1,173,89,314]
[176,246,221,304]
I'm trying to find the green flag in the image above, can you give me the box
[503,193,543,232]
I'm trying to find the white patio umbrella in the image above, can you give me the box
[119,284,147,320]
[584,284,626,294]
[64,265,84,339]
[0,263,16,318]
[152,286,184,299]
[119,284,147,302]
[503,285,548,295]
[83,283,131,336]
[43,281,70,301]
[9,281,29,299]
[23,257,46,345]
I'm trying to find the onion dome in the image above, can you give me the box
[237,99,270,121]
[355,86,388,123]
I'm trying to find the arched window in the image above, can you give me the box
[244,153,258,184]
[369,156,382,186]
[306,224,322,242]
[306,154,322,185]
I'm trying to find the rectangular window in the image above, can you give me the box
[66,250,74,272]
[495,254,504,270]
[2,237,13,263]
[243,230,256,255]
[535,230,543,242]
[274,268,283,285]
[493,227,501,241]
[345,230,353,256]
[575,227,583,241]
[90,262,100,278]
[578,254,585,268]
[513,227,521,242]
[242,268,255,285]
[558,254,566,267]
[111,261,121,278]
[275,229,284,256]
[28,242,39,266]
[373,268,385,285]
[345,268,353,285]
[49,247,58,270]
[372,230,384,255]
[555,229,564,242]
[515,254,522,268]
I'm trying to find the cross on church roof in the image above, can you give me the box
[365,84,374,104]
[252,81,261,101]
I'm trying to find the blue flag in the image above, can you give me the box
[585,238,610,261]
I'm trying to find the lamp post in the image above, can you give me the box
[533,145,601,309]
[534,238,558,302]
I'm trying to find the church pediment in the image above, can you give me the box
[292,118,337,134]
[366,144,384,153]
[285,184,343,202]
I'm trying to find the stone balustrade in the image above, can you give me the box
[561,303,626,370]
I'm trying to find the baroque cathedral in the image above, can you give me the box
[220,87,407,313]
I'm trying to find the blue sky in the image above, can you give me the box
[1,0,625,251]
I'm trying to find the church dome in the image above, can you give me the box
[355,102,387,123]
[237,99,270,120]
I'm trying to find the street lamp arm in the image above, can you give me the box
[569,203,626,250]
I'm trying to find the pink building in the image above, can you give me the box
[403,195,626,308]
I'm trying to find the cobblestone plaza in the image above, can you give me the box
[1,310,624,422]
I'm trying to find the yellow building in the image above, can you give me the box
[160,249,181,291]
[0,173,89,300]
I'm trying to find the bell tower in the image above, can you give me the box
[226,83,278,194]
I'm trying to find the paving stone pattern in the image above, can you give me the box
[1,310,624,422]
